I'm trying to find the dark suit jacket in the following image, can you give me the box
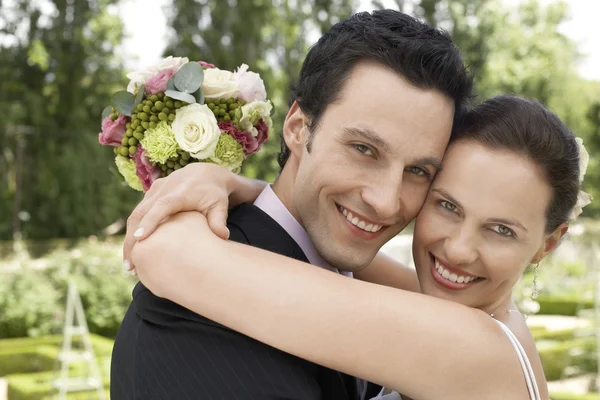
[111,203,376,400]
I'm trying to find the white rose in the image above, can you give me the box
[201,68,239,99]
[233,64,267,102]
[239,101,273,136]
[575,137,589,183]
[172,104,221,159]
[126,56,190,93]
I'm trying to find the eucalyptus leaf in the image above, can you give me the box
[111,91,135,117]
[101,106,112,120]
[133,85,145,109]
[174,62,204,93]
[165,90,197,104]
[167,77,176,91]
[193,88,205,105]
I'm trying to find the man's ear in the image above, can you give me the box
[282,101,308,158]
[531,223,569,264]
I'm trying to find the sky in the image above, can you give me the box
[118,0,599,80]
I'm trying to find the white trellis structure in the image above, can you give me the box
[53,280,106,400]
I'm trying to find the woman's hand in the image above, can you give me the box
[122,163,267,272]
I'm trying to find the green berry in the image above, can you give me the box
[141,121,150,130]
[136,126,144,133]
[128,138,138,146]
[160,164,167,172]
[113,147,119,155]
[143,105,151,113]
[110,113,118,121]
[179,159,189,166]
[174,163,181,170]
[208,103,215,109]
[158,112,168,121]
[223,115,231,122]
[155,101,164,111]
[157,92,165,99]
[150,95,159,102]
[239,100,247,106]
[129,146,137,155]
[167,168,175,175]
[219,109,227,117]
[148,122,157,129]
[226,98,234,105]
[229,103,239,110]
[167,160,175,168]
[139,112,149,121]
[134,132,145,141]
[121,137,129,146]
[168,114,176,122]
[219,104,227,110]
[126,122,132,129]
[144,99,153,107]
[228,110,237,118]
[166,100,174,109]
[181,152,191,161]
[119,146,129,157]
[125,128,134,137]
[162,107,170,115]
[174,101,183,109]
[150,115,159,122]
[151,107,158,113]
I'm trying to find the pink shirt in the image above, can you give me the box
[253,185,352,278]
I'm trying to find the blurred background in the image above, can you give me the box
[0,0,598,398]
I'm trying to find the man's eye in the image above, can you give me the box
[352,144,374,156]
[439,200,457,212]
[491,225,514,237]
[406,166,429,176]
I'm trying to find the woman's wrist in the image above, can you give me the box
[229,174,268,207]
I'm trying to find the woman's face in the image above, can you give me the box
[412,139,564,312]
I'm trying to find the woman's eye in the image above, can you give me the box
[491,225,514,237]
[440,200,457,212]
[406,166,429,176]
[353,144,374,156]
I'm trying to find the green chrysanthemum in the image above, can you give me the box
[115,155,143,191]
[208,134,245,173]
[140,121,180,164]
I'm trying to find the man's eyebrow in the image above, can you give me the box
[342,127,389,151]
[413,157,443,172]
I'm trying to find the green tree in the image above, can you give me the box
[163,0,357,182]
[0,0,139,240]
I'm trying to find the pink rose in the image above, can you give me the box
[133,147,161,192]
[145,68,178,95]
[99,114,128,146]
[219,121,259,156]
[198,61,215,69]
[255,119,269,151]
[233,63,267,102]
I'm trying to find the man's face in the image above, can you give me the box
[282,61,455,272]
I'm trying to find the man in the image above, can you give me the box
[111,10,472,400]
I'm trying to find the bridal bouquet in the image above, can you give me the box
[98,56,272,191]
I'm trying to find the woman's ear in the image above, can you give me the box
[531,223,569,264]
[282,101,308,159]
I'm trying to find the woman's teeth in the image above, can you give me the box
[434,258,478,283]
[339,206,382,233]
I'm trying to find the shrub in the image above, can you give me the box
[536,295,594,316]
[538,337,597,381]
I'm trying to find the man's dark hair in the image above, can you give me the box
[277,9,474,169]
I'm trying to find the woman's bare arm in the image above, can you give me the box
[354,252,421,293]
[133,212,542,400]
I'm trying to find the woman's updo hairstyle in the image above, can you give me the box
[451,95,580,232]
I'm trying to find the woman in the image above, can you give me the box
[130,96,589,400]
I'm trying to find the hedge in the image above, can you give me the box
[536,295,595,316]
[7,370,110,400]
[539,337,597,381]
[0,334,113,376]
[551,393,600,400]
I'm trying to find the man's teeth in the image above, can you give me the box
[339,206,382,233]
[434,258,478,283]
